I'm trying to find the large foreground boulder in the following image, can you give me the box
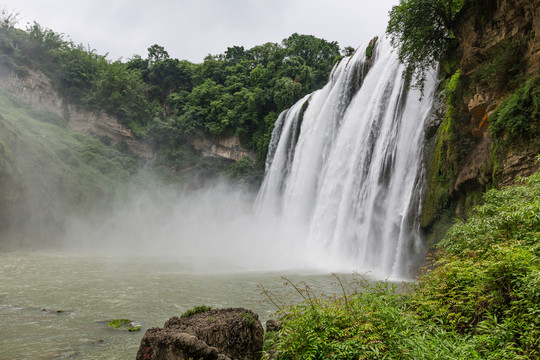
[136,308,264,360]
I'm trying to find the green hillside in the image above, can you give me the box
[0,89,139,246]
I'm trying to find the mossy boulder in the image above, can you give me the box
[106,319,141,332]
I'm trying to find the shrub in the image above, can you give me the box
[413,168,540,357]
[181,305,212,318]
[473,38,527,94]
[490,77,540,146]
[264,280,397,359]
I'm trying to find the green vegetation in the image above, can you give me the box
[265,166,540,359]
[0,12,342,167]
[422,71,462,228]
[106,319,141,332]
[365,44,373,58]
[263,279,411,359]
[490,77,540,180]
[239,312,257,326]
[386,0,464,91]
[491,77,540,143]
[0,89,140,243]
[473,38,528,95]
[413,166,540,359]
[181,305,212,318]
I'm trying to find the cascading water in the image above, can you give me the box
[256,37,437,279]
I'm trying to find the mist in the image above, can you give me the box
[60,180,319,273]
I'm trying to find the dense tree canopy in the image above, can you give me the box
[386,0,464,91]
[0,19,343,167]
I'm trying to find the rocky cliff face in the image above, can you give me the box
[457,0,540,77]
[191,135,255,162]
[452,0,540,190]
[0,67,254,163]
[422,0,539,232]
[0,67,149,157]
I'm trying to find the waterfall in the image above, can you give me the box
[256,37,436,279]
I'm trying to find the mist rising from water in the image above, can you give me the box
[61,181,317,273]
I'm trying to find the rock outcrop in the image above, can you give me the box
[457,0,540,77]
[191,135,255,162]
[452,0,540,193]
[0,67,148,157]
[422,0,539,231]
[136,308,264,360]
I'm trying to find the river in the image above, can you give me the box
[0,251,358,359]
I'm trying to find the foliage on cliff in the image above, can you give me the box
[421,71,463,228]
[0,13,342,165]
[386,0,464,91]
[490,76,540,178]
[265,166,540,359]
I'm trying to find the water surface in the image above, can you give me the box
[0,251,354,359]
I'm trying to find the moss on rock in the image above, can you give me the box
[106,319,141,332]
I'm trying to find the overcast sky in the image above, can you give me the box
[2,0,399,63]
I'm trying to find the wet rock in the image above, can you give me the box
[499,147,540,186]
[41,308,72,315]
[136,307,263,360]
[364,36,379,72]
[265,319,282,332]
[137,330,230,360]
[468,93,490,121]
[456,0,540,77]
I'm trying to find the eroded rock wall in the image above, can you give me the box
[457,0,540,77]
[422,0,539,233]
[453,0,540,190]
[0,68,149,157]
[191,135,255,162]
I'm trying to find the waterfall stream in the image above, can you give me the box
[256,37,436,279]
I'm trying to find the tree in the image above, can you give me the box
[342,46,356,57]
[386,0,464,91]
[147,44,169,64]
[247,42,283,68]
[282,33,340,90]
[0,6,19,31]
[273,77,303,110]
[89,61,150,123]
[224,45,247,65]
